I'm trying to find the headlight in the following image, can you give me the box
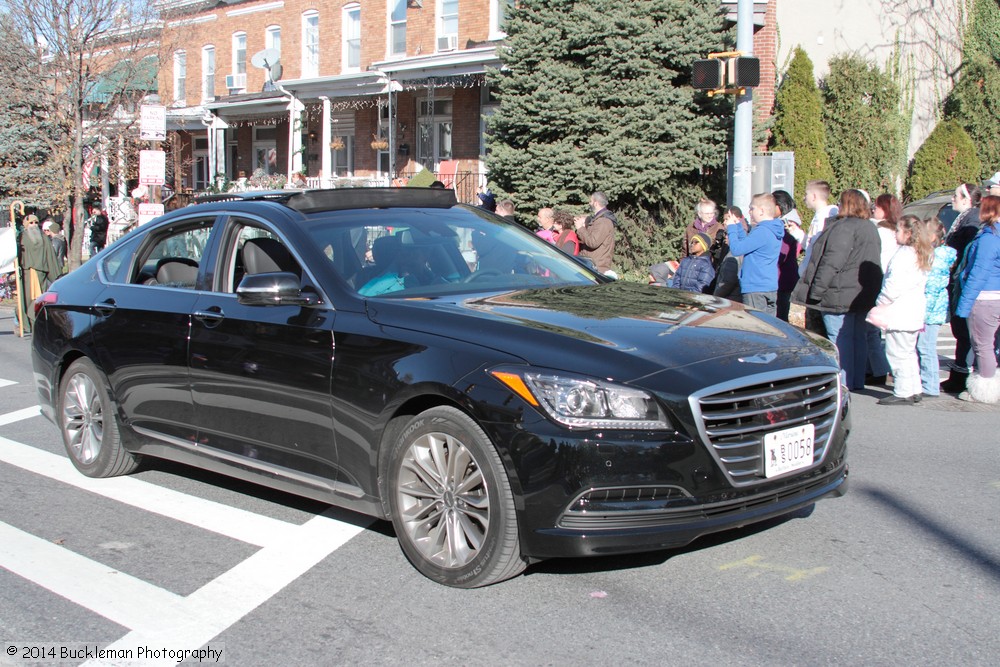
[491,369,671,430]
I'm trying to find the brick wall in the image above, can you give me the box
[752,0,778,150]
[160,0,500,102]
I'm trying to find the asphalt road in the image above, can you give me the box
[0,307,997,666]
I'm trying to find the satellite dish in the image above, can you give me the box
[250,48,280,70]
[270,61,283,82]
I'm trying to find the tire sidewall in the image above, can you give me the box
[387,407,512,588]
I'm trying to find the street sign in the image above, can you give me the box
[139,150,165,186]
[137,203,164,226]
[140,105,167,141]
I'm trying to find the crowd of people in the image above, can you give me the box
[483,189,619,278]
[508,175,998,407]
[636,177,1000,405]
[489,174,1000,406]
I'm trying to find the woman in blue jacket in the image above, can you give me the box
[954,195,1000,403]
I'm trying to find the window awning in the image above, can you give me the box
[84,56,159,104]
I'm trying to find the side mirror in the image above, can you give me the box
[236,272,320,307]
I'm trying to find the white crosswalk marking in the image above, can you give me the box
[0,521,189,631]
[90,512,367,666]
[0,407,373,665]
[0,436,299,547]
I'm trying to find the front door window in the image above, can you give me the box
[416,98,453,171]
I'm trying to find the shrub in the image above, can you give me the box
[904,119,980,201]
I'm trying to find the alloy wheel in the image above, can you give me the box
[62,372,104,465]
[396,431,490,569]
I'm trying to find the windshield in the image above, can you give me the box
[303,206,599,297]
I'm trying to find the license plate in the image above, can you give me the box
[763,424,815,478]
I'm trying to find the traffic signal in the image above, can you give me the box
[692,59,725,90]
[728,56,761,87]
[691,53,761,93]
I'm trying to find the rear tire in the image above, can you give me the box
[58,358,139,478]
[387,406,525,587]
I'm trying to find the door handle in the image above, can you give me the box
[193,306,225,326]
[93,299,116,317]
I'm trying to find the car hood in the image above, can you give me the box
[364,282,838,386]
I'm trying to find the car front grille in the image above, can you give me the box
[690,368,842,487]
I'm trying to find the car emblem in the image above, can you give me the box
[738,352,777,364]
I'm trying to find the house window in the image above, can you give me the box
[343,4,361,72]
[173,51,186,103]
[302,11,319,78]
[388,0,406,57]
[265,25,281,53]
[438,0,458,50]
[202,46,216,101]
[489,0,514,40]
[233,33,247,75]
[332,135,355,177]
[330,112,356,177]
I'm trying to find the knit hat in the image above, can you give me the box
[690,232,712,254]
[989,171,1000,186]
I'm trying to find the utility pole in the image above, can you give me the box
[732,0,754,215]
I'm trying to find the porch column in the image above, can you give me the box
[213,119,227,187]
[117,136,127,196]
[288,94,305,178]
[320,96,331,187]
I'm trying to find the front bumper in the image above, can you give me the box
[523,460,847,558]
[473,367,851,561]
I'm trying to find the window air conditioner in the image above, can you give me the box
[225,73,247,91]
[437,35,457,52]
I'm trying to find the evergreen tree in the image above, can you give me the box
[821,54,909,197]
[904,119,980,201]
[770,47,833,219]
[943,0,1000,181]
[486,0,731,275]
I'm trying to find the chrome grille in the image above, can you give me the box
[690,368,842,487]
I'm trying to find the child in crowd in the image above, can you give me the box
[713,207,746,302]
[873,216,934,405]
[671,232,715,293]
[916,218,957,397]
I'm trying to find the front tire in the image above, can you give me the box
[58,358,139,478]
[387,406,525,587]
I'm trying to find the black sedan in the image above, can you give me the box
[31,188,849,587]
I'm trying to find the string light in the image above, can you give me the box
[400,73,485,91]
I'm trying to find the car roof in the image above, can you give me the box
[192,187,458,213]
